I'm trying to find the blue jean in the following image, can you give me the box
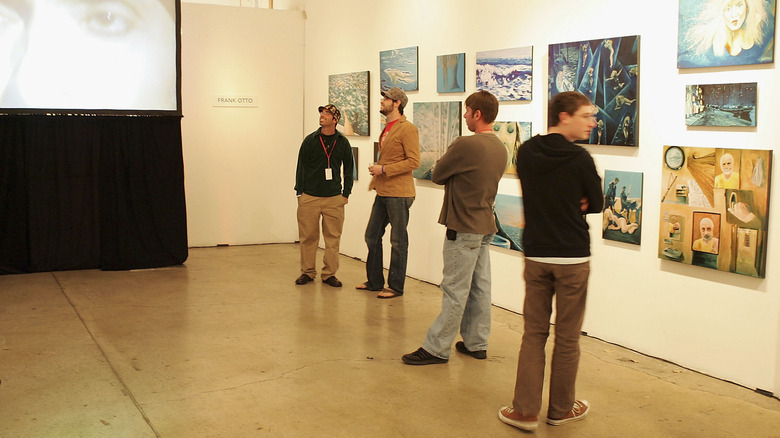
[364,196,414,293]
[422,232,494,359]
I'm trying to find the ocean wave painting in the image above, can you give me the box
[380,46,418,91]
[476,46,533,101]
[328,71,370,136]
[412,101,461,180]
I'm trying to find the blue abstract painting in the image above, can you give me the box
[476,46,533,101]
[437,53,465,93]
[380,46,418,91]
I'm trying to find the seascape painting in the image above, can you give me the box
[328,71,370,136]
[659,145,772,277]
[493,121,532,175]
[380,46,418,91]
[686,82,757,127]
[437,53,466,93]
[678,0,776,68]
[412,101,461,180]
[476,46,533,101]
[549,35,640,146]
[492,193,524,251]
[603,170,643,245]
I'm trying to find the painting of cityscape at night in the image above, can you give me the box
[549,35,640,146]
[476,46,533,101]
[413,101,461,180]
[437,53,465,93]
[380,46,418,91]
[328,71,370,136]
[685,82,757,127]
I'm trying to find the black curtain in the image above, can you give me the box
[0,115,187,274]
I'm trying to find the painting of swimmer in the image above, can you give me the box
[328,71,370,136]
[437,53,465,93]
[548,35,640,147]
[476,46,533,101]
[412,101,461,180]
[658,145,772,277]
[602,170,643,245]
[678,0,776,68]
[685,82,757,127]
[493,121,532,175]
[492,193,524,251]
[380,46,418,91]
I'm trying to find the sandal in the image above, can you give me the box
[377,288,403,299]
[356,282,382,291]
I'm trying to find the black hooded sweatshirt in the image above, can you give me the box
[517,133,603,258]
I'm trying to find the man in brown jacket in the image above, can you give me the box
[356,87,420,299]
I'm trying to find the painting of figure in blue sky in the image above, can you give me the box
[549,35,640,146]
[492,194,524,251]
[678,0,776,68]
[437,53,465,93]
[686,82,757,126]
[329,71,370,136]
[412,101,461,180]
[380,46,418,91]
[476,46,533,101]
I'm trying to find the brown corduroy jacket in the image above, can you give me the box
[369,115,420,197]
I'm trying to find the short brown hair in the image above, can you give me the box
[465,90,499,123]
[548,91,592,127]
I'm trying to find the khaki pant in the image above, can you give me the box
[297,194,345,279]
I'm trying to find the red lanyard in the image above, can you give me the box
[319,134,336,167]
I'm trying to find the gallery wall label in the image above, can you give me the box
[212,95,258,107]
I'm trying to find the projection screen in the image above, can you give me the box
[0,0,180,114]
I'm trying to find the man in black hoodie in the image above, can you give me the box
[499,91,603,431]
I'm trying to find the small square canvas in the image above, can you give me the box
[685,82,757,127]
[492,193,524,251]
[437,53,465,93]
[380,46,418,91]
[603,170,643,245]
[329,71,370,136]
[412,101,461,180]
[476,46,533,101]
[493,121,532,175]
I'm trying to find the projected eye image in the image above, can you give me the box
[0,0,178,113]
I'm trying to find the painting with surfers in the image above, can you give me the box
[659,146,772,277]
[549,35,639,146]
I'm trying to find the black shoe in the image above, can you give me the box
[402,348,448,365]
[455,341,487,360]
[322,276,342,287]
[295,274,313,285]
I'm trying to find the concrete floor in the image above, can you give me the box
[1,244,779,437]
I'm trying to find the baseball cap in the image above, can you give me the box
[381,87,408,108]
[318,104,341,123]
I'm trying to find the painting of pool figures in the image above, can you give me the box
[678,0,776,68]
[412,101,461,180]
[686,82,757,127]
[493,121,532,175]
[658,145,772,277]
[437,53,465,93]
[549,35,639,146]
[328,71,370,136]
[603,170,643,245]
[380,46,418,91]
[492,194,524,251]
[476,46,533,101]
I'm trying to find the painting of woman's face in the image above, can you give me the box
[723,0,748,31]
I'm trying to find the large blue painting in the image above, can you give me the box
[380,46,418,91]
[476,47,533,101]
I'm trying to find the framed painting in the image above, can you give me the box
[351,147,359,181]
[603,170,643,245]
[685,82,757,127]
[329,71,370,136]
[658,146,772,277]
[380,46,418,91]
[412,101,461,180]
[476,47,533,101]
[493,121,532,175]
[437,53,465,93]
[492,193,524,251]
[549,35,640,146]
[678,0,776,68]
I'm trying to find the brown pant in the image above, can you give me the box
[296,194,345,279]
[512,259,590,419]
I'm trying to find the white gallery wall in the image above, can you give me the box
[300,0,780,397]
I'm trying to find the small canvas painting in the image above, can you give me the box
[685,82,757,127]
[549,35,639,146]
[603,170,643,245]
[351,147,359,181]
[329,71,370,136]
[476,46,533,101]
[380,46,418,91]
[493,121,532,175]
[412,101,461,180]
[678,0,776,68]
[492,193,524,251]
[437,53,466,93]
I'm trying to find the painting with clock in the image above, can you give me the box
[659,145,772,277]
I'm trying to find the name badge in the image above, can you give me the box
[325,168,333,180]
